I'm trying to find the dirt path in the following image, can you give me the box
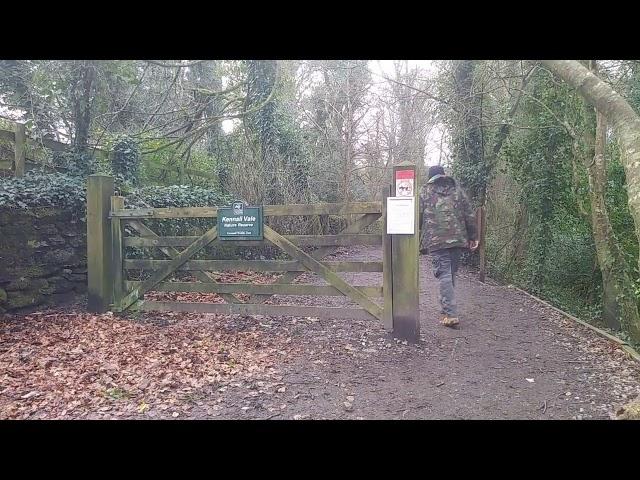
[2,246,639,419]
[196,246,640,420]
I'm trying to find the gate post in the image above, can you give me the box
[390,161,420,342]
[87,175,114,313]
[382,186,393,330]
[111,196,125,310]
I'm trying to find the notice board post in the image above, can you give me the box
[388,161,420,342]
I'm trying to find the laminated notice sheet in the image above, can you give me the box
[386,196,415,234]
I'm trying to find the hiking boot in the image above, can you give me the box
[440,316,459,328]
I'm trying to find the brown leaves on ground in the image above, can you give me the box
[0,304,299,420]
[145,271,282,304]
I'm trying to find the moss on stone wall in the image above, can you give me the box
[0,207,87,312]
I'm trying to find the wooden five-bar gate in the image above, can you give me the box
[87,163,420,341]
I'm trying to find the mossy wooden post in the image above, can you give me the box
[14,123,26,177]
[382,186,393,330]
[111,196,125,309]
[391,161,420,342]
[87,175,114,313]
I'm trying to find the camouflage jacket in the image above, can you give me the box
[419,174,478,253]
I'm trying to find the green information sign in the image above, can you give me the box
[218,201,263,241]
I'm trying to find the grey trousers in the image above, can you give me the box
[431,247,462,317]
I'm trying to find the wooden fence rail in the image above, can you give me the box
[0,123,85,177]
[122,234,382,248]
[111,203,382,219]
[123,259,383,273]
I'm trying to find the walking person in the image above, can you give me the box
[419,165,479,328]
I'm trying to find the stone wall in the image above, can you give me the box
[0,208,87,312]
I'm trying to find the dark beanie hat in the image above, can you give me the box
[428,165,445,180]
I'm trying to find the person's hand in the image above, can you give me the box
[469,240,479,251]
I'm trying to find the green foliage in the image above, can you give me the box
[627,63,640,116]
[0,163,229,222]
[462,66,615,322]
[0,171,87,211]
[125,184,231,238]
[246,60,278,157]
[274,105,311,201]
[110,136,141,186]
[243,60,312,204]
[440,61,488,205]
[605,144,639,267]
[126,184,229,209]
[476,64,640,329]
[134,139,222,190]
[50,150,97,176]
[498,71,581,289]
[0,137,101,211]
[134,136,178,183]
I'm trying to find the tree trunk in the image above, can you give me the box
[246,60,279,204]
[451,60,486,205]
[587,110,640,337]
[540,60,640,274]
[71,61,96,154]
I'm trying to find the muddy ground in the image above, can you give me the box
[1,246,639,420]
